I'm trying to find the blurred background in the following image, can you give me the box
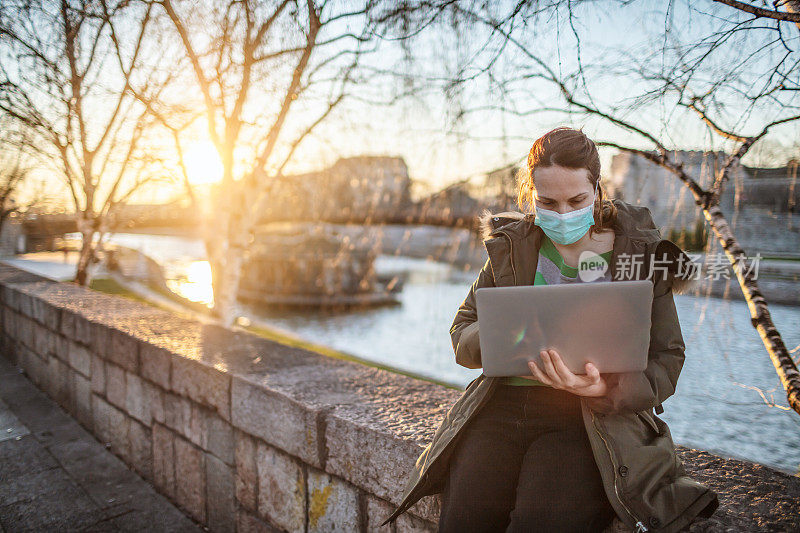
[0,0,798,475]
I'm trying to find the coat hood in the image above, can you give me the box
[476,200,700,295]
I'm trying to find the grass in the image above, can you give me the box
[88,277,154,305]
[86,276,461,390]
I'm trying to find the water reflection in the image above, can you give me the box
[94,232,800,474]
[168,260,214,307]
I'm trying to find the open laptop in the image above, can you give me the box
[475,280,653,377]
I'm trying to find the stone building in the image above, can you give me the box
[609,150,800,256]
[413,180,481,225]
[260,156,413,223]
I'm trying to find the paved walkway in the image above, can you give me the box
[0,355,205,532]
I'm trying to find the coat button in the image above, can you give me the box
[649,516,661,528]
[618,465,628,477]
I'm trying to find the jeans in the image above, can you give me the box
[437,383,616,533]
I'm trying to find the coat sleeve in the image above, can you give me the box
[583,269,686,415]
[449,257,496,369]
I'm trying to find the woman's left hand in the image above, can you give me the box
[528,349,608,397]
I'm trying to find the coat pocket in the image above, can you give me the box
[637,409,661,436]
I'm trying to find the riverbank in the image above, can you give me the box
[0,262,797,531]
[4,241,800,475]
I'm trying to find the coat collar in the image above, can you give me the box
[478,199,660,244]
[477,199,699,294]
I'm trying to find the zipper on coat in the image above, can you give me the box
[496,230,517,284]
[590,410,649,532]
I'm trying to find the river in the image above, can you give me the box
[95,231,800,476]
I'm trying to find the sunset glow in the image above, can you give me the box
[184,141,223,184]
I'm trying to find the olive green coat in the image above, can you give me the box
[381,199,719,532]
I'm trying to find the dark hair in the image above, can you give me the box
[516,126,617,238]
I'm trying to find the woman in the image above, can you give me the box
[381,127,719,532]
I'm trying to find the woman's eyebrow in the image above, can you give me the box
[537,192,588,201]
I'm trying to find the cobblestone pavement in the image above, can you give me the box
[0,354,206,532]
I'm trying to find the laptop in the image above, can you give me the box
[475,280,653,377]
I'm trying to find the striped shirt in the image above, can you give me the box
[501,234,613,386]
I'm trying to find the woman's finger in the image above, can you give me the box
[528,360,553,386]
[549,349,575,386]
[585,363,600,383]
[582,363,608,396]
[540,349,561,385]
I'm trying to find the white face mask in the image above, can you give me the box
[533,180,599,245]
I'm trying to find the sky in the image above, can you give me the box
[7,0,800,208]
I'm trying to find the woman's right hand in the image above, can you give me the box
[527,349,609,397]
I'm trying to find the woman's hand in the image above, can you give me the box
[528,349,608,397]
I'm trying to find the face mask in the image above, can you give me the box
[533,180,599,245]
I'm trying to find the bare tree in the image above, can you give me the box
[0,0,168,285]
[0,139,37,237]
[136,0,416,325]
[374,0,800,414]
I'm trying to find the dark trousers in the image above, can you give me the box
[438,384,616,533]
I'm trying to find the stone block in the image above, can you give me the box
[125,372,152,426]
[44,329,60,359]
[105,362,126,409]
[62,367,79,417]
[43,300,61,332]
[17,291,33,317]
[90,354,105,395]
[206,453,236,533]
[256,443,305,533]
[25,350,46,388]
[32,323,50,357]
[2,308,16,337]
[140,342,171,389]
[59,308,75,339]
[325,410,423,504]
[144,380,165,424]
[206,411,234,466]
[128,418,153,482]
[52,333,70,364]
[92,395,130,460]
[47,356,71,408]
[235,430,258,512]
[73,315,95,347]
[30,295,59,331]
[2,286,21,312]
[18,315,34,350]
[152,422,176,500]
[171,356,230,421]
[72,372,92,428]
[237,509,281,533]
[232,377,322,467]
[68,341,92,377]
[107,328,139,373]
[405,494,441,526]
[174,435,206,524]
[164,392,197,443]
[307,468,360,533]
[395,512,437,533]
[365,495,396,532]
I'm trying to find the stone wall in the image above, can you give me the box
[1,263,799,532]
[0,264,451,532]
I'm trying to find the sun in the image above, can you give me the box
[183,141,223,184]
